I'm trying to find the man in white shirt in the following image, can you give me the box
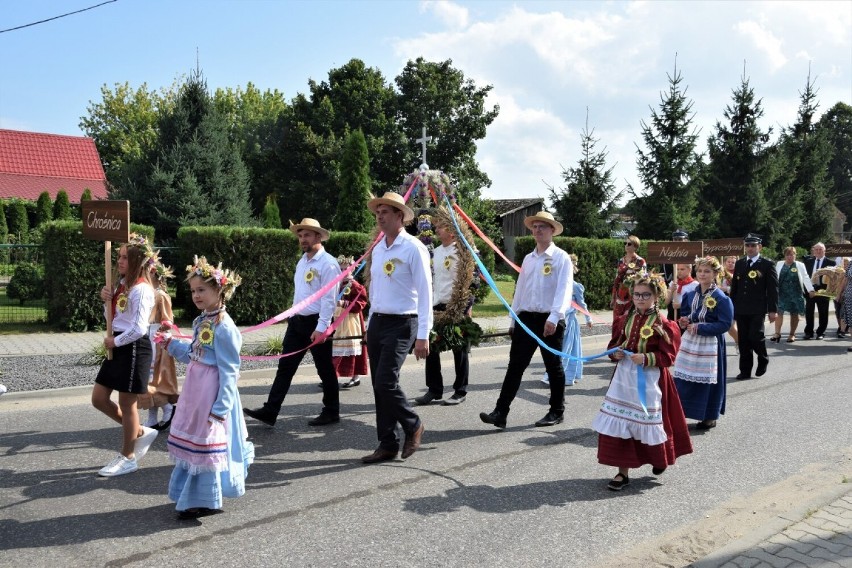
[480,211,573,429]
[361,192,432,464]
[803,242,835,340]
[416,218,471,406]
[244,218,342,427]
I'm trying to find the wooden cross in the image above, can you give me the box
[415,126,432,168]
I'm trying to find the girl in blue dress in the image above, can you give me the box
[159,256,254,520]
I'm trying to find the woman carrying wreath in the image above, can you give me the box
[611,235,646,320]
[672,256,734,430]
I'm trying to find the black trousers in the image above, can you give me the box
[366,315,421,452]
[264,314,339,415]
[495,312,566,415]
[735,313,768,377]
[425,347,469,397]
[804,295,830,336]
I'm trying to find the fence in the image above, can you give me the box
[0,244,47,324]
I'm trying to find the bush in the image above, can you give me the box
[53,190,72,220]
[7,262,45,305]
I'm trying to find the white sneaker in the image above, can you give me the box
[143,409,159,428]
[134,426,158,461]
[98,454,138,477]
[540,375,550,385]
[0,384,7,395]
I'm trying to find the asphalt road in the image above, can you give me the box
[1,334,850,567]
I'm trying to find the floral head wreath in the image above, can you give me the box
[693,255,722,273]
[625,269,667,298]
[336,254,355,267]
[126,232,156,267]
[186,255,242,301]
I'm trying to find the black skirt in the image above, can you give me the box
[95,335,153,394]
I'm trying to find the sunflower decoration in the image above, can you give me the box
[443,256,453,270]
[198,321,215,346]
[542,262,553,276]
[342,284,351,296]
[383,259,398,277]
[748,270,759,280]
[790,267,798,273]
[115,292,128,313]
[704,296,718,310]
[305,268,318,284]
[639,325,654,339]
[628,262,636,270]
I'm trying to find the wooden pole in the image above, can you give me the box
[105,241,113,360]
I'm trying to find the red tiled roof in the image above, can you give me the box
[0,129,108,202]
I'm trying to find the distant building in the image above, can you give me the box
[609,213,637,239]
[488,198,544,263]
[0,129,108,202]
[831,206,848,243]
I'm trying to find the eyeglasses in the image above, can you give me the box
[632,292,653,300]
[624,242,634,247]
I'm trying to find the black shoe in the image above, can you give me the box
[837,331,847,338]
[803,334,814,340]
[735,374,752,380]
[243,407,276,426]
[696,420,717,430]
[479,410,507,429]
[607,473,629,491]
[414,392,442,405]
[442,393,466,406]
[340,377,361,389]
[755,360,768,377]
[153,415,173,432]
[308,413,340,426]
[534,411,564,427]
[651,466,667,475]
[816,334,824,340]
[177,507,223,520]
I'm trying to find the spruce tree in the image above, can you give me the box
[262,194,282,229]
[35,192,53,227]
[630,64,704,239]
[0,201,8,242]
[8,199,29,240]
[53,190,72,220]
[817,102,852,227]
[334,129,374,232]
[549,113,620,238]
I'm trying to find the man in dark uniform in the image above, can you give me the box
[802,242,835,340]
[729,233,778,379]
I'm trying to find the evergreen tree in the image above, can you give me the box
[630,64,704,239]
[0,201,8,241]
[53,190,72,220]
[35,192,53,227]
[8,199,29,240]
[334,129,374,232]
[702,71,787,243]
[784,71,834,246]
[80,188,93,201]
[261,194,282,229]
[549,114,621,238]
[119,69,255,241]
[817,102,852,227]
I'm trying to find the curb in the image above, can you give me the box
[689,482,852,567]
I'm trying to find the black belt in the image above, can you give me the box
[372,313,417,319]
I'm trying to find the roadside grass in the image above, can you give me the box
[0,287,48,331]
[474,280,514,318]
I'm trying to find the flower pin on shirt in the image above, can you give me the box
[639,325,654,339]
[542,262,553,276]
[305,268,319,284]
[444,256,454,270]
[704,296,717,310]
[343,284,351,296]
[198,321,215,346]
[116,292,128,313]
[748,270,759,280]
[383,258,402,277]
[791,267,798,273]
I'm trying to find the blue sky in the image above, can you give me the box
[1,0,850,203]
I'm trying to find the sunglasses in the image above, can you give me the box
[624,242,635,247]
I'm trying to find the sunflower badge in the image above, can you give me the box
[542,262,553,276]
[748,270,759,280]
[790,267,798,273]
[639,325,654,339]
[342,285,351,296]
[198,321,215,346]
[628,262,636,269]
[305,268,319,284]
[115,292,128,313]
[704,296,718,310]
[383,258,401,277]
[443,256,453,270]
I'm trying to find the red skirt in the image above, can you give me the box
[597,369,693,469]
[333,350,368,377]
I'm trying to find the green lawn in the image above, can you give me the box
[0,286,47,329]
[474,280,515,318]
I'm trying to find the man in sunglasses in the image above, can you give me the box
[729,233,778,380]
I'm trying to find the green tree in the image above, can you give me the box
[53,190,72,220]
[0,201,8,249]
[334,129,374,232]
[817,101,852,226]
[80,188,92,201]
[630,65,705,239]
[784,71,833,246]
[119,69,255,241]
[549,115,621,238]
[8,199,29,239]
[702,71,787,243]
[261,194,282,229]
[35,192,53,227]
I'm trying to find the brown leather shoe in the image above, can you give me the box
[401,422,425,459]
[361,448,397,464]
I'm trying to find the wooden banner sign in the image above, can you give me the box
[703,238,744,258]
[825,243,852,257]
[81,200,130,243]
[645,241,704,264]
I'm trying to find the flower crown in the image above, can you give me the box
[127,232,156,266]
[186,255,242,301]
[625,269,667,297]
[336,254,355,266]
[693,255,722,272]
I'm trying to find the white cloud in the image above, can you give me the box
[734,20,788,72]
[420,0,469,30]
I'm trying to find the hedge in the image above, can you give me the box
[41,221,154,331]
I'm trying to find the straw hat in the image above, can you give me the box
[367,192,415,223]
[289,218,330,241]
[523,211,563,236]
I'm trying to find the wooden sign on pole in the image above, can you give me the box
[703,238,745,258]
[645,241,704,264]
[825,243,852,257]
[81,200,131,360]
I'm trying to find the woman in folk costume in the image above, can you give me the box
[159,256,254,520]
[139,257,179,430]
[592,270,691,491]
[673,256,734,431]
[332,255,368,389]
[611,235,646,319]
